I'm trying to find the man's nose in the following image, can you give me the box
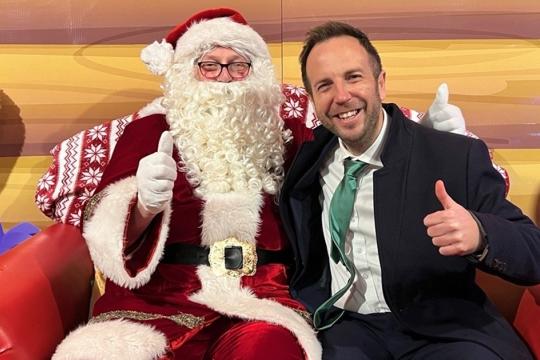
[216,68,233,83]
[334,82,352,104]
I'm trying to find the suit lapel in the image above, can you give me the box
[286,127,337,199]
[373,104,414,278]
[282,126,337,276]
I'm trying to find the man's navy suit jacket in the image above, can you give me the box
[279,103,540,359]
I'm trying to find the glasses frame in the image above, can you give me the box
[197,61,252,80]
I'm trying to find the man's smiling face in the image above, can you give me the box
[306,35,386,155]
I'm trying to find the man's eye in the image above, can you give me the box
[316,83,330,92]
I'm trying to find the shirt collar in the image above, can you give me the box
[337,108,390,167]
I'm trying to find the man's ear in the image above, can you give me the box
[378,70,386,101]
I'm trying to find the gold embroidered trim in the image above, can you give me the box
[83,190,106,222]
[294,308,313,327]
[90,310,204,329]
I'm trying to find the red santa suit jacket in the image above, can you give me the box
[79,86,322,358]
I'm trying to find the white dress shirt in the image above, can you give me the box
[319,110,391,314]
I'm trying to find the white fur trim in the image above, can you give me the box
[141,18,270,77]
[52,319,167,360]
[175,17,270,64]
[141,40,174,75]
[190,267,322,360]
[83,176,172,289]
[200,191,262,246]
[137,97,166,119]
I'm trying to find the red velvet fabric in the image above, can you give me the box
[205,320,304,359]
[165,8,248,47]
[156,319,304,359]
[90,114,312,354]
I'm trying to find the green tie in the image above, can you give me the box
[313,158,366,330]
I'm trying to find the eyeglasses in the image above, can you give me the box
[197,61,251,80]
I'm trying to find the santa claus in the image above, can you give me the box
[53,7,320,360]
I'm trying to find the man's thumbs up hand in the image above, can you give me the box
[423,83,467,135]
[136,131,178,216]
[434,178,458,210]
[423,180,481,256]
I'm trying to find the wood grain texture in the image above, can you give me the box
[0,1,538,227]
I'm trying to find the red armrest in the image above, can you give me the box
[0,223,93,359]
[475,271,540,356]
[476,270,525,322]
[514,285,540,359]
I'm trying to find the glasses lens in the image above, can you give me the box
[228,63,250,78]
[199,62,221,78]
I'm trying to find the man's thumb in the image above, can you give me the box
[157,131,174,156]
[432,83,449,109]
[435,179,455,209]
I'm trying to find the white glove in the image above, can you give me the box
[136,131,177,215]
[423,83,467,135]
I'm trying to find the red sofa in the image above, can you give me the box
[0,224,538,359]
[0,224,93,360]
[515,285,540,358]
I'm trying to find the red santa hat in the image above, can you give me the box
[140,8,270,76]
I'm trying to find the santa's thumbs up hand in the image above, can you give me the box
[157,130,173,156]
[423,180,481,256]
[423,83,467,135]
[136,131,177,216]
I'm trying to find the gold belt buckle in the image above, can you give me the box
[208,237,258,277]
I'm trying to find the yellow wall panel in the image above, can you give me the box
[1,38,538,228]
[493,149,540,224]
[284,40,540,126]
[0,156,54,229]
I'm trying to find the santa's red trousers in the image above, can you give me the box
[158,318,306,359]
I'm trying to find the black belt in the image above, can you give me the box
[162,243,292,270]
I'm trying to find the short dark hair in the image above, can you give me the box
[299,21,382,94]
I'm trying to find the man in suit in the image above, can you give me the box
[279,21,540,359]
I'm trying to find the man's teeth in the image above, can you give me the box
[337,110,359,119]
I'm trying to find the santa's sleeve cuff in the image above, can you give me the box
[83,176,171,289]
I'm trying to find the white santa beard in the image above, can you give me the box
[163,66,286,196]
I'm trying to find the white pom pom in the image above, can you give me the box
[140,40,174,75]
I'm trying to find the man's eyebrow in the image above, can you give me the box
[312,68,364,86]
[344,68,363,76]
